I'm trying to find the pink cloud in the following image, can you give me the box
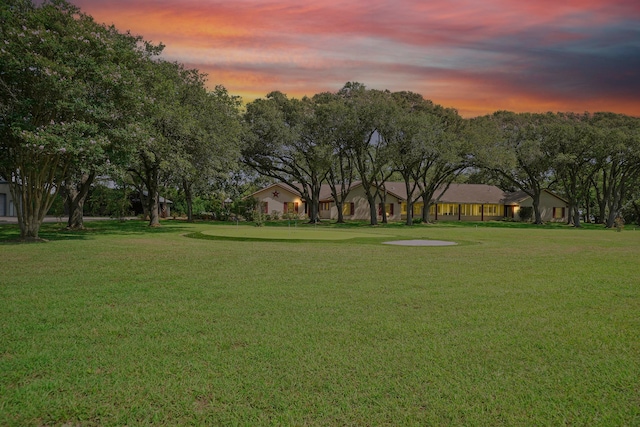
[72,0,640,117]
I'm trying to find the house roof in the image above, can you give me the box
[250,181,567,206]
[503,189,569,205]
[374,182,509,204]
[434,183,508,204]
[324,181,406,202]
[503,190,530,204]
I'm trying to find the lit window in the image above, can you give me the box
[284,202,299,213]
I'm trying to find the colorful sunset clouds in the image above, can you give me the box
[72,0,640,117]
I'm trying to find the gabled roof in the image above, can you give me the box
[435,183,508,204]
[503,190,530,204]
[248,182,303,199]
[375,182,509,204]
[503,189,569,205]
[250,181,569,206]
[338,181,406,201]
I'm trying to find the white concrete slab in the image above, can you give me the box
[382,239,457,246]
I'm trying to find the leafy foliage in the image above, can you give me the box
[0,0,158,238]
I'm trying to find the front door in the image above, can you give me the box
[505,205,515,218]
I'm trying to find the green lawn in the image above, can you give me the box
[1,220,639,426]
[198,224,391,241]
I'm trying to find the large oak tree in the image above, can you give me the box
[0,0,157,239]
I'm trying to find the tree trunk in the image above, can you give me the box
[17,212,43,241]
[65,171,95,230]
[183,179,194,222]
[380,192,388,224]
[532,193,543,224]
[14,188,42,241]
[10,158,66,241]
[67,195,85,230]
[584,195,592,223]
[573,205,582,228]
[566,203,574,226]
[403,177,414,226]
[148,188,160,227]
[309,198,320,223]
[605,196,619,228]
[422,196,432,223]
[406,201,413,226]
[186,197,193,222]
[367,194,378,225]
[335,201,345,223]
[145,165,161,227]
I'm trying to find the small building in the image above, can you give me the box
[0,179,17,217]
[130,191,173,218]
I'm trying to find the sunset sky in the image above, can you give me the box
[71,0,640,117]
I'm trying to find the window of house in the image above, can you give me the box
[261,202,268,214]
[438,203,458,215]
[460,204,483,216]
[342,202,354,215]
[320,202,331,211]
[378,203,394,216]
[483,204,501,215]
[553,207,565,219]
[284,202,299,213]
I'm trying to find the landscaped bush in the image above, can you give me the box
[253,208,265,226]
[518,206,533,222]
[199,212,214,221]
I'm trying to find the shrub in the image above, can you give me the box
[253,209,265,227]
[518,206,533,222]
[199,212,214,221]
[283,212,299,221]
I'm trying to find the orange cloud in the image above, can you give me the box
[73,0,640,117]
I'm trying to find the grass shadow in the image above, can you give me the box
[0,219,191,243]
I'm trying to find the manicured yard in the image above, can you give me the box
[1,220,639,425]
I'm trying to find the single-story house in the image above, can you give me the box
[0,179,17,217]
[249,181,570,223]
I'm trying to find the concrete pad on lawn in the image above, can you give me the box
[382,239,457,246]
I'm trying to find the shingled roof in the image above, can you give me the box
[253,181,550,205]
[377,182,510,204]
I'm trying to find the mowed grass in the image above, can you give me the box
[0,220,639,426]
[198,225,391,241]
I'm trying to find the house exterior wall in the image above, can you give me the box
[401,202,505,222]
[516,191,569,222]
[0,181,16,217]
[331,185,368,220]
[250,182,568,224]
[252,185,304,217]
[329,185,402,221]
